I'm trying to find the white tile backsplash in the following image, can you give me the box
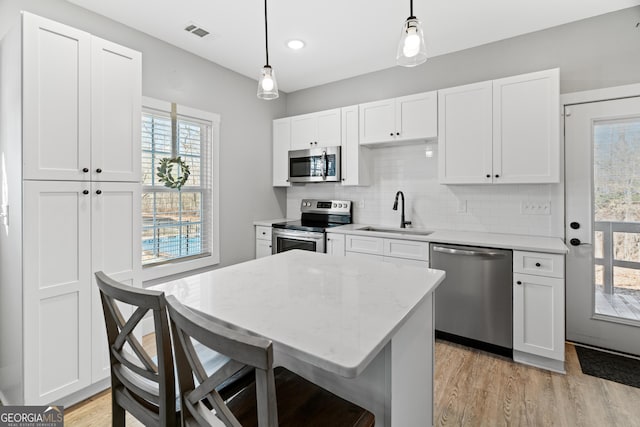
[287,144,564,238]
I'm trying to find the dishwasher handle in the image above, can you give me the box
[431,245,506,258]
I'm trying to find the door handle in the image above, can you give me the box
[321,151,327,179]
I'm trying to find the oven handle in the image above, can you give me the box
[272,228,325,241]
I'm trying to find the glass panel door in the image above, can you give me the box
[565,96,640,355]
[593,119,640,320]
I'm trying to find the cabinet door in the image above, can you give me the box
[396,92,437,142]
[341,105,370,186]
[326,233,345,257]
[290,114,317,150]
[91,37,142,182]
[22,13,91,181]
[91,182,142,382]
[383,239,429,261]
[273,118,291,187]
[513,273,564,361]
[359,99,396,145]
[493,69,560,183]
[23,181,92,403]
[256,239,273,258]
[438,81,493,184]
[345,235,384,255]
[315,108,341,148]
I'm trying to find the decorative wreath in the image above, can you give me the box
[156,157,190,190]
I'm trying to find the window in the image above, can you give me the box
[141,97,219,281]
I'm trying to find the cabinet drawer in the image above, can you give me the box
[513,251,564,278]
[383,239,429,261]
[255,226,272,241]
[345,235,384,255]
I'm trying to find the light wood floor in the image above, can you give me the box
[65,340,640,426]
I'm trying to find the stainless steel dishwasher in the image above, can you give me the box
[430,243,513,357]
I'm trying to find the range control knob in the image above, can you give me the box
[333,203,337,208]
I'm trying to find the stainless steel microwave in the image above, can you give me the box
[288,146,341,183]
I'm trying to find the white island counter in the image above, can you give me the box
[152,250,445,427]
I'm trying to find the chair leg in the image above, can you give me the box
[112,399,126,427]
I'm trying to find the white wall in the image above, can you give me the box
[0,0,288,275]
[287,144,563,237]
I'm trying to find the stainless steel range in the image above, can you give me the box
[272,199,352,254]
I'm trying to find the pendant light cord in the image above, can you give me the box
[410,0,413,17]
[264,0,270,66]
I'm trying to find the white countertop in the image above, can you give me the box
[151,250,445,378]
[329,224,568,254]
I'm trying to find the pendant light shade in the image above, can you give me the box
[396,0,427,67]
[258,65,279,99]
[257,0,279,100]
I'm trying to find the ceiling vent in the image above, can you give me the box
[184,23,210,38]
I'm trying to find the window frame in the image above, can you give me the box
[141,96,220,283]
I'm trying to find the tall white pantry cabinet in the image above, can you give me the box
[0,12,142,406]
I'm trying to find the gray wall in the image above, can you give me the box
[0,0,288,272]
[285,6,640,115]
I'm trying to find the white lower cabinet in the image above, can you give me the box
[344,234,429,266]
[255,226,273,258]
[23,181,141,403]
[512,250,565,373]
[326,233,345,256]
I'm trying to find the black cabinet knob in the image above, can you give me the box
[96,168,102,173]
[82,167,89,173]
[486,174,491,178]
[96,190,102,195]
[570,238,581,246]
[495,174,500,178]
[516,281,522,285]
[570,222,580,230]
[390,132,394,136]
[396,132,400,136]
[82,190,89,195]
[535,262,541,267]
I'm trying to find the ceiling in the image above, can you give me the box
[66,0,640,93]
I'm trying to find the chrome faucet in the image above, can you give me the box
[392,191,412,228]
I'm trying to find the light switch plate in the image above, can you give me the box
[357,200,365,209]
[521,201,551,215]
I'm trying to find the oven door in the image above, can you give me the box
[288,146,341,183]
[272,228,325,254]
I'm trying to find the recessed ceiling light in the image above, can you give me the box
[287,40,305,50]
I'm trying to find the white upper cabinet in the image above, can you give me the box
[359,91,437,145]
[91,37,142,182]
[290,108,341,150]
[438,68,560,184]
[438,81,493,184]
[22,13,92,181]
[341,105,370,186]
[22,13,141,182]
[493,70,560,183]
[272,118,291,187]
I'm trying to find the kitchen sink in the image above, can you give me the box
[356,226,434,236]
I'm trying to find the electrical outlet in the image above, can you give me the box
[457,200,467,213]
[357,200,365,209]
[521,201,551,215]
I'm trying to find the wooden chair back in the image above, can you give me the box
[95,271,177,427]
[166,295,278,427]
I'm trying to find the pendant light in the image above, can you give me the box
[396,0,427,67]
[257,0,279,99]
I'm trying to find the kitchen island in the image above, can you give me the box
[151,249,445,426]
